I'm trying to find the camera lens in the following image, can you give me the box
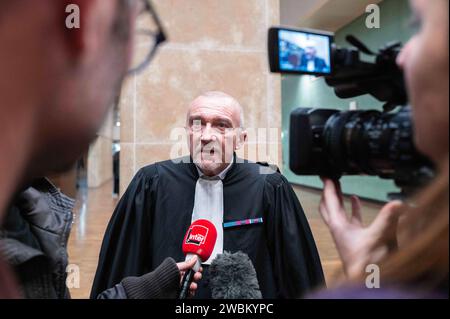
[322,106,431,180]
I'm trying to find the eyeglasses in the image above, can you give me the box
[127,0,167,75]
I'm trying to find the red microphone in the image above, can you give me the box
[179,219,217,299]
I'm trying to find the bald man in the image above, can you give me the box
[92,92,325,299]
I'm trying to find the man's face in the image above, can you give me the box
[186,95,245,176]
[11,0,137,174]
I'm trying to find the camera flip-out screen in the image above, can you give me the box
[269,27,333,76]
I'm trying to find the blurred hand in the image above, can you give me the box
[319,177,404,278]
[177,256,203,298]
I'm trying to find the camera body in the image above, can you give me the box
[268,26,434,195]
[289,107,433,192]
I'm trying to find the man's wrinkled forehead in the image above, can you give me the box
[187,96,241,125]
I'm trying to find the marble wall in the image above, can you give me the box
[120,0,281,193]
[88,108,114,188]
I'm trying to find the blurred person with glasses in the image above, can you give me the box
[0,0,201,299]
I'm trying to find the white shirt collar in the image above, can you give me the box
[195,156,234,180]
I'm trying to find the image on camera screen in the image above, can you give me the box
[279,29,332,75]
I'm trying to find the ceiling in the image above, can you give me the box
[280,0,384,32]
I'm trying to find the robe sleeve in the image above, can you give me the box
[263,173,325,298]
[90,166,157,298]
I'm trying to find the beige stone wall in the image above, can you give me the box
[120,0,281,194]
[88,108,114,188]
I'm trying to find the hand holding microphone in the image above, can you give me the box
[179,219,217,299]
[176,256,203,298]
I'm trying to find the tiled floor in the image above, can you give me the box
[67,180,381,298]
[67,181,119,299]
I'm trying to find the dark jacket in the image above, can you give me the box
[0,178,181,299]
[91,156,325,299]
[0,178,74,298]
[300,55,328,72]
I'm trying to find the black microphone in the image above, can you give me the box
[209,251,262,299]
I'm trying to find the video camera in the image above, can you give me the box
[268,27,434,198]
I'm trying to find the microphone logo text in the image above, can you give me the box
[186,225,208,245]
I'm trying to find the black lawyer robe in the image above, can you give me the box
[90,155,325,298]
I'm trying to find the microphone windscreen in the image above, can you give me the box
[209,251,262,299]
[182,219,217,262]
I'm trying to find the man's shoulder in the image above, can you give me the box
[316,57,327,66]
[137,156,192,178]
[236,159,287,185]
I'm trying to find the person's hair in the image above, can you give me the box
[374,0,449,293]
[379,157,449,290]
[349,0,449,293]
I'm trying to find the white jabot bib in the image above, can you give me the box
[188,158,233,264]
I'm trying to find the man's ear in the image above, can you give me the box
[60,0,94,59]
[235,129,247,150]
